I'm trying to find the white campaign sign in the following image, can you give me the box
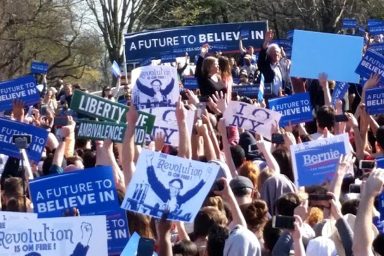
[132,66,179,109]
[0,211,37,224]
[0,215,107,256]
[143,107,195,146]
[223,101,281,139]
[121,149,219,223]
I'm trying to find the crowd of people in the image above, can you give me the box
[1,26,384,256]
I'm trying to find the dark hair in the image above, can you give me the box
[376,126,384,150]
[42,153,54,176]
[373,234,384,256]
[230,145,246,168]
[5,197,25,212]
[316,106,335,130]
[169,179,183,189]
[341,199,360,215]
[240,200,268,234]
[218,56,231,79]
[193,207,227,238]
[173,240,198,256]
[272,148,294,182]
[206,224,229,256]
[263,220,282,251]
[275,192,301,216]
[82,149,96,168]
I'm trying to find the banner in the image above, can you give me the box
[369,24,384,36]
[368,19,384,27]
[183,76,198,90]
[124,21,268,64]
[223,101,281,140]
[29,166,129,254]
[0,75,40,112]
[121,149,219,222]
[290,133,350,187]
[355,49,384,83]
[77,120,126,142]
[365,87,384,114]
[0,118,48,162]
[232,85,260,98]
[31,61,49,74]
[291,30,363,83]
[143,107,195,146]
[70,90,156,133]
[268,93,312,127]
[0,215,107,256]
[368,43,384,55]
[331,82,350,106]
[342,18,357,29]
[132,66,179,109]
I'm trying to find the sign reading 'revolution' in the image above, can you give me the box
[70,90,155,134]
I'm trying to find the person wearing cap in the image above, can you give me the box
[229,176,256,206]
[238,69,249,85]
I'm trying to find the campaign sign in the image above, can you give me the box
[183,76,198,90]
[223,101,281,140]
[143,107,195,146]
[77,119,126,142]
[31,61,49,74]
[0,118,48,162]
[365,87,384,114]
[29,166,129,254]
[369,25,384,36]
[369,43,384,55]
[70,90,156,133]
[131,66,179,109]
[268,93,312,127]
[0,75,40,112]
[272,39,292,58]
[124,21,268,64]
[342,18,357,29]
[290,30,363,83]
[0,212,37,225]
[0,215,107,256]
[121,149,219,222]
[111,61,121,77]
[368,19,384,27]
[331,82,350,106]
[355,49,384,83]
[232,85,260,98]
[290,133,350,187]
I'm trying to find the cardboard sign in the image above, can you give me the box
[0,215,107,256]
[29,166,129,254]
[124,21,268,64]
[77,120,126,142]
[268,93,312,127]
[342,18,357,29]
[290,133,350,186]
[111,61,121,78]
[131,66,179,109]
[355,49,384,83]
[223,101,281,140]
[0,118,48,162]
[0,211,37,224]
[143,107,195,146]
[121,149,219,222]
[365,87,384,114]
[331,82,350,106]
[290,30,363,83]
[70,90,156,133]
[31,61,49,74]
[0,75,40,111]
[232,85,260,98]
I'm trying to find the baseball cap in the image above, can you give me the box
[230,176,254,191]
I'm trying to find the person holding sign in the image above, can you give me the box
[195,44,226,97]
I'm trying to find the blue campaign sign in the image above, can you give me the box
[287,30,294,40]
[342,18,357,29]
[291,134,350,187]
[290,30,363,83]
[31,61,49,74]
[355,49,384,83]
[331,82,350,106]
[0,118,48,162]
[232,85,259,98]
[268,93,312,127]
[368,19,384,27]
[29,166,127,254]
[365,87,384,114]
[0,75,40,111]
[369,43,384,55]
[272,39,292,58]
[369,25,384,36]
[124,21,268,64]
[183,76,199,90]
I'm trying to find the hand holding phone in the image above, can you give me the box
[272,215,295,230]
